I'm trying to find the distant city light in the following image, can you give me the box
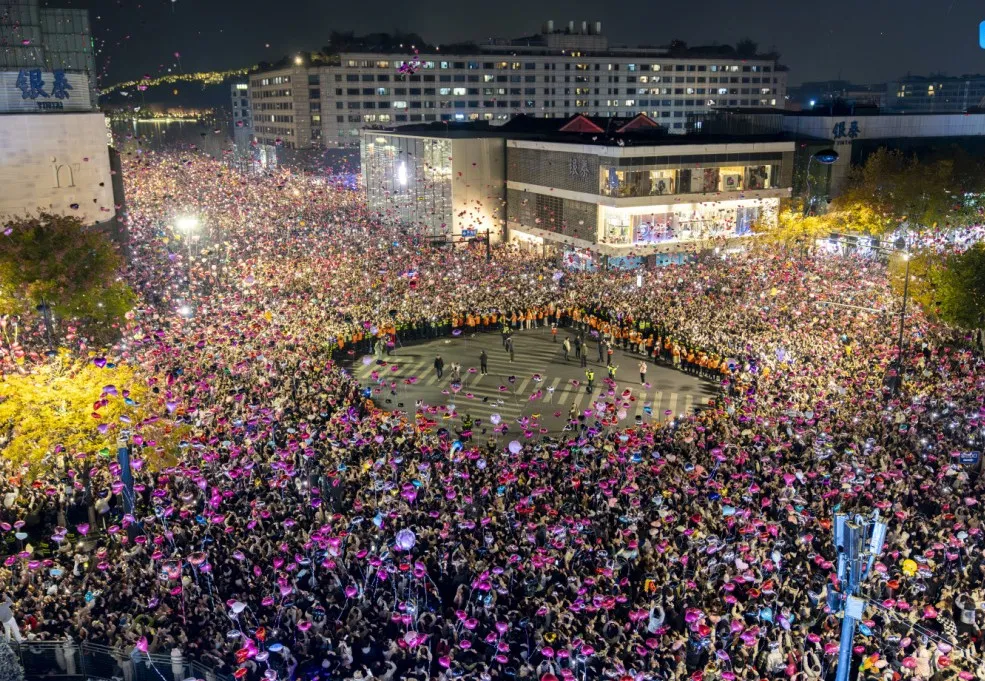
[809,99,816,107]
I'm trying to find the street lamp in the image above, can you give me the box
[175,215,200,288]
[175,215,199,234]
[804,149,839,216]
[894,251,911,391]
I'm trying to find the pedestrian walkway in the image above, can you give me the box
[344,328,716,434]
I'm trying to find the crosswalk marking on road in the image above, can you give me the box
[366,370,695,422]
[569,387,587,413]
[650,391,662,419]
[346,335,711,430]
[544,377,561,402]
[554,383,569,405]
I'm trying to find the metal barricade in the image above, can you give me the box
[10,640,234,681]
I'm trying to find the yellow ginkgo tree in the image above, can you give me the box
[0,351,172,476]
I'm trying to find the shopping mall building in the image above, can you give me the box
[361,114,794,269]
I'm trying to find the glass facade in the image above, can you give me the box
[600,164,778,197]
[361,134,453,234]
[598,198,777,246]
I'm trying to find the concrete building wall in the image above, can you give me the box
[508,146,601,194]
[450,137,506,241]
[0,112,115,227]
[248,65,312,149]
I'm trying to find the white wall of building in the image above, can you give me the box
[450,137,506,242]
[257,52,785,148]
[0,112,114,226]
[782,113,985,141]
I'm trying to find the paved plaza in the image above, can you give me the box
[341,326,719,436]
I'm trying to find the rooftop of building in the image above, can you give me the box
[365,114,793,147]
[713,106,985,117]
[253,30,785,73]
[891,73,985,83]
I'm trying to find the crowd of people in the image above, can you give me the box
[1,145,985,681]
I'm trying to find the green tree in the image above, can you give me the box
[891,244,985,329]
[929,244,985,328]
[0,213,134,341]
[834,148,985,234]
[735,38,758,58]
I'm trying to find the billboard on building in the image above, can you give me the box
[0,70,91,112]
[0,112,115,227]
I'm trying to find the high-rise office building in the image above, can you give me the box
[884,75,985,113]
[230,81,253,152]
[249,22,787,149]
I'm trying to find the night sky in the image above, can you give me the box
[63,0,985,87]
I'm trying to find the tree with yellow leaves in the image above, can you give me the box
[761,148,985,244]
[755,198,838,249]
[0,351,173,476]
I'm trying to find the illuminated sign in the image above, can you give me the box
[0,70,91,112]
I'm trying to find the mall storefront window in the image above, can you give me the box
[601,167,677,197]
[599,200,773,245]
[599,164,777,197]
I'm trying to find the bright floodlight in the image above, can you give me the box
[294,55,303,65]
[175,216,199,232]
[177,305,192,317]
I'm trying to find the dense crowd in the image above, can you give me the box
[1,147,985,681]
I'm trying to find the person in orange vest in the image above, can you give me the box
[551,323,558,343]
